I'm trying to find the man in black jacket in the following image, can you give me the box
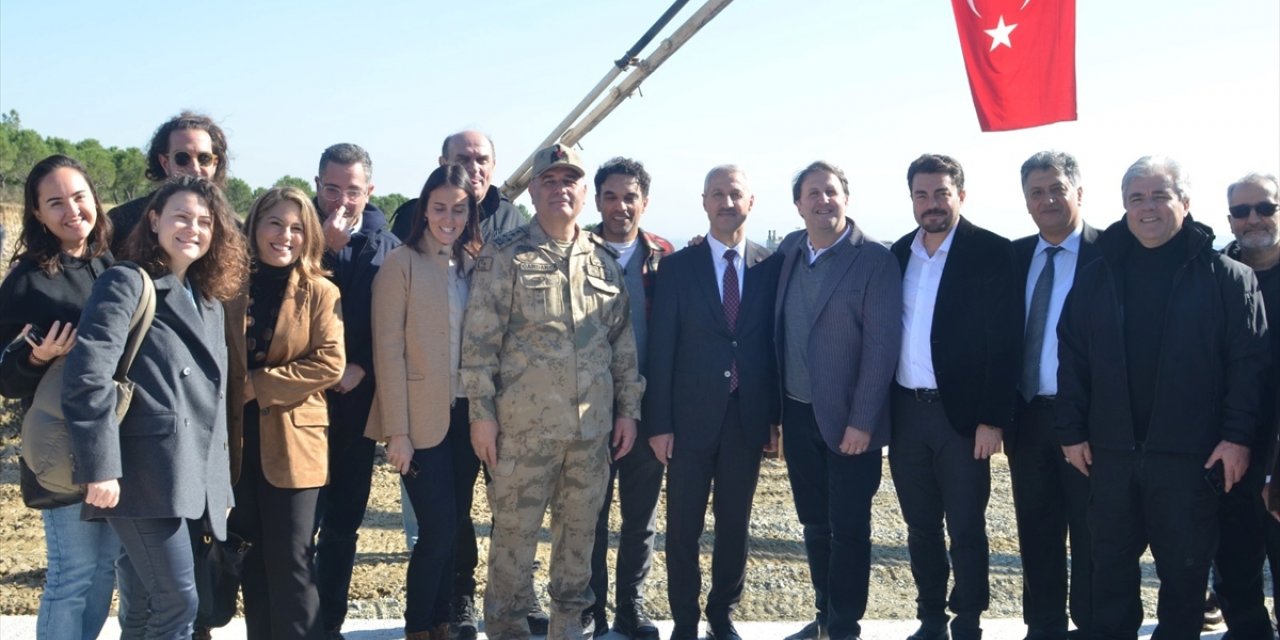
[390,130,522,242]
[106,111,230,254]
[1056,156,1270,640]
[1209,172,1280,637]
[889,154,1020,640]
[1008,151,1099,640]
[309,143,402,639]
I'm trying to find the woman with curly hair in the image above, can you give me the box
[0,154,116,639]
[224,186,345,639]
[62,175,248,639]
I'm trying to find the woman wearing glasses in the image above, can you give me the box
[366,165,483,640]
[0,155,117,640]
[106,111,230,255]
[63,175,248,639]
[224,186,345,639]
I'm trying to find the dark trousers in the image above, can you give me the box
[228,404,322,640]
[781,397,882,639]
[112,517,198,640]
[1090,449,1218,640]
[888,386,990,636]
[315,387,377,631]
[403,429,458,632]
[1007,398,1092,638]
[588,422,664,617]
[448,403,483,601]
[664,395,762,627]
[1212,464,1276,637]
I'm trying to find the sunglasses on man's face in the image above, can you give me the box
[1229,202,1279,219]
[170,151,218,168]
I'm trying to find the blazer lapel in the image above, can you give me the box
[692,241,730,335]
[775,235,802,323]
[1076,222,1101,275]
[266,270,309,366]
[155,274,221,374]
[810,222,865,321]
[738,241,771,333]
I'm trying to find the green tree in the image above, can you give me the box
[10,129,50,184]
[371,193,408,217]
[273,175,314,198]
[516,203,532,223]
[74,139,117,197]
[224,177,255,217]
[112,147,149,204]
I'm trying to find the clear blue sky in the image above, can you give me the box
[2,0,1277,245]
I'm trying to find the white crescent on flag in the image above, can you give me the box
[967,0,982,17]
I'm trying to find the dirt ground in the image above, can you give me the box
[0,392,1238,621]
[0,200,1263,621]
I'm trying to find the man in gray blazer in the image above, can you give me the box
[775,162,903,640]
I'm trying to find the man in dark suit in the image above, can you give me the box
[889,154,1020,640]
[644,165,781,640]
[1008,151,1099,640]
[775,161,902,640]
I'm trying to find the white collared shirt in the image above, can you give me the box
[706,233,746,301]
[806,224,852,265]
[1024,224,1083,396]
[896,226,958,389]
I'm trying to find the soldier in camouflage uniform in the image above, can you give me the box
[461,143,645,640]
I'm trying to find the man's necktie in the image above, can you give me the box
[1021,246,1063,402]
[723,248,740,392]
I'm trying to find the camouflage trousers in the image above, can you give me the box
[484,433,611,640]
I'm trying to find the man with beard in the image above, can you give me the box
[107,111,230,254]
[1057,156,1268,639]
[776,161,902,640]
[310,143,402,639]
[889,154,1020,640]
[582,157,673,639]
[1210,172,1280,637]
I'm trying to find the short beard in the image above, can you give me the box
[1237,228,1280,250]
[920,208,953,234]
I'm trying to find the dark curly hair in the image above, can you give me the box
[144,111,229,186]
[12,154,113,273]
[119,176,248,302]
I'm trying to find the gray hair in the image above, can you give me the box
[1020,150,1082,189]
[318,143,374,180]
[704,164,747,192]
[1121,155,1189,203]
[1227,172,1279,200]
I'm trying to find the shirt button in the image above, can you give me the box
[181,367,192,376]
[724,370,732,378]
[260,408,270,416]
[731,341,738,348]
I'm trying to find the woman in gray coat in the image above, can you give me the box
[63,175,248,639]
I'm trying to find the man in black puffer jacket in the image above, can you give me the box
[1056,156,1270,640]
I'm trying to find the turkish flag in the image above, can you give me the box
[950,0,1077,132]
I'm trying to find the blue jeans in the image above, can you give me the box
[38,504,118,640]
[112,517,198,640]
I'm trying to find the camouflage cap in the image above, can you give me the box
[532,143,585,179]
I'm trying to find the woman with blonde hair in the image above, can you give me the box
[224,186,345,639]
[63,175,248,639]
[367,164,482,640]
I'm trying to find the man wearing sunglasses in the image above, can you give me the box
[1210,172,1280,638]
[106,111,229,254]
[1056,157,1270,639]
[308,143,402,640]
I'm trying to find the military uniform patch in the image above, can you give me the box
[476,256,493,272]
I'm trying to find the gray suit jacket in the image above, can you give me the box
[775,220,903,452]
[64,265,232,538]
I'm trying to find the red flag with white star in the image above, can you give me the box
[950,0,1076,131]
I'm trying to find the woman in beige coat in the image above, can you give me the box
[367,165,482,640]
[225,186,345,639]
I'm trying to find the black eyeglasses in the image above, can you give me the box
[170,151,218,168]
[1229,202,1278,219]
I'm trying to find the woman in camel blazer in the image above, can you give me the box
[225,186,345,640]
[366,165,482,640]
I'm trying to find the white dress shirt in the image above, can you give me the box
[706,233,746,301]
[1024,225,1082,396]
[896,226,958,389]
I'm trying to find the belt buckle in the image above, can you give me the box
[914,388,940,403]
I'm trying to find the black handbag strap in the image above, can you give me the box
[113,263,157,382]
